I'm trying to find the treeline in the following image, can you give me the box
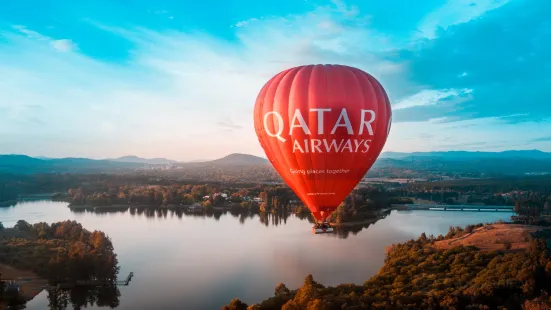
[66,183,293,210]
[511,196,551,226]
[329,187,399,224]
[0,173,167,204]
[400,176,551,207]
[0,220,119,283]
[0,172,276,205]
[224,224,551,310]
[65,182,400,222]
[409,175,551,193]
[0,220,121,309]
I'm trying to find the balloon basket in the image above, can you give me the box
[312,222,335,234]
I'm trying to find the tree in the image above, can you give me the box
[213,195,225,206]
[182,194,195,205]
[419,232,427,242]
[231,193,243,203]
[222,298,248,310]
[202,200,213,212]
[14,220,31,231]
[275,283,291,297]
[0,222,4,230]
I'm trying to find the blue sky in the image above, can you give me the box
[1,0,550,160]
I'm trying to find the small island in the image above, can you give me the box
[223,222,551,310]
[64,181,401,219]
[0,220,122,309]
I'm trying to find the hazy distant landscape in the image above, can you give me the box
[2,149,551,309]
[3,150,551,178]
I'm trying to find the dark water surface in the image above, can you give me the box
[0,201,514,309]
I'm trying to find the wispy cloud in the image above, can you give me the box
[532,136,551,142]
[11,25,77,52]
[217,120,244,131]
[51,39,77,52]
[234,18,259,28]
[417,0,512,39]
[393,88,473,110]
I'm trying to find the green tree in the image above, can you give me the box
[14,220,31,231]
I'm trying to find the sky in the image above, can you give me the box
[1,0,551,161]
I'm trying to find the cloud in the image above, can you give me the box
[11,25,77,52]
[532,136,551,142]
[403,0,551,123]
[217,120,244,131]
[385,115,551,152]
[417,0,512,39]
[392,88,473,110]
[234,18,259,28]
[51,39,77,52]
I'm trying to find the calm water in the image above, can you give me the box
[0,201,514,309]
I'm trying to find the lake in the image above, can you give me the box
[0,201,514,309]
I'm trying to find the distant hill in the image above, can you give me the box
[2,150,551,176]
[380,150,551,161]
[0,155,144,174]
[109,155,177,165]
[175,153,268,168]
[208,153,268,165]
[178,151,551,176]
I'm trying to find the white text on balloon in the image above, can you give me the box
[263,108,376,142]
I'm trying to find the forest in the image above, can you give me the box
[223,224,551,310]
[0,220,121,309]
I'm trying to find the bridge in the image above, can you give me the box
[404,204,514,212]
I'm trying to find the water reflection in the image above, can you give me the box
[72,206,389,239]
[46,286,120,310]
[2,201,515,310]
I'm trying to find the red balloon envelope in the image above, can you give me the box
[253,64,392,222]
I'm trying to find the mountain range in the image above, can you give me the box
[1,150,551,175]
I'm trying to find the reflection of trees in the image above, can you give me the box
[333,209,391,239]
[257,211,292,227]
[47,285,120,310]
[70,206,391,239]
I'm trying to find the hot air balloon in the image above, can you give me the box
[253,64,392,234]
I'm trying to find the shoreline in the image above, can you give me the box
[63,203,390,227]
[68,203,240,211]
[0,199,18,207]
[330,218,380,227]
[0,263,47,302]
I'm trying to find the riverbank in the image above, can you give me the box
[0,263,46,302]
[0,200,17,207]
[68,203,240,211]
[330,217,381,227]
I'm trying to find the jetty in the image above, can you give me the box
[43,272,135,290]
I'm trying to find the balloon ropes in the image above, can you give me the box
[253,64,392,226]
